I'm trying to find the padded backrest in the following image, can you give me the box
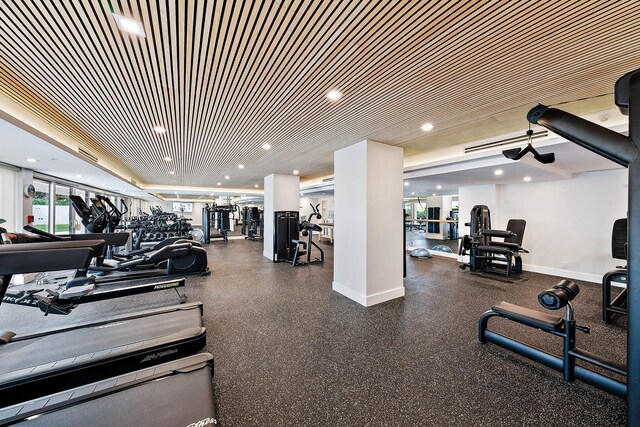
[612,218,627,260]
[505,219,526,245]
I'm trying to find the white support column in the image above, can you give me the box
[263,174,300,260]
[333,140,405,306]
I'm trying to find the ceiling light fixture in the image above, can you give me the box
[255,184,259,188]
[26,158,38,163]
[169,171,175,175]
[494,169,504,176]
[326,89,342,101]
[154,125,166,134]
[421,123,434,132]
[432,193,436,196]
[225,175,230,180]
[411,192,415,195]
[262,143,271,150]
[523,176,532,182]
[101,183,107,187]
[210,193,214,196]
[163,156,172,162]
[76,174,83,178]
[238,164,244,169]
[217,182,221,186]
[404,181,409,186]
[293,170,299,175]
[436,185,442,189]
[112,13,146,37]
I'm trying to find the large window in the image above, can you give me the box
[32,180,50,232]
[30,176,131,234]
[55,185,71,234]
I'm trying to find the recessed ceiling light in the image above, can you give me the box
[432,193,436,196]
[523,176,532,182]
[217,182,221,186]
[26,158,38,163]
[262,143,271,150]
[154,125,166,134]
[326,90,342,101]
[404,181,409,186]
[76,174,83,178]
[421,123,434,132]
[411,192,415,195]
[436,185,442,189]
[101,183,107,187]
[255,184,259,188]
[293,170,299,175]
[494,169,504,176]
[225,175,230,180]
[174,191,178,195]
[163,156,172,162]
[210,193,214,196]
[238,164,244,169]
[112,13,146,37]
[169,171,175,175]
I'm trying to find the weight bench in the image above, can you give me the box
[479,279,627,398]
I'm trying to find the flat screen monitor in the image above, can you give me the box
[173,202,193,213]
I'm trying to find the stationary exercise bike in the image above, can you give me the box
[291,204,325,267]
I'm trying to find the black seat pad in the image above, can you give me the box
[492,301,563,332]
[477,245,512,255]
[488,241,520,251]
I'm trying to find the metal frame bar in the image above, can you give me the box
[527,69,640,424]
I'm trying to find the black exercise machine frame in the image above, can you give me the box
[479,279,626,399]
[291,203,325,267]
[526,68,640,424]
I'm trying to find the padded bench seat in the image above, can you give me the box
[492,301,563,332]
[487,241,521,251]
[477,245,512,255]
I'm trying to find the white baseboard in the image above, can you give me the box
[263,250,273,260]
[523,263,600,284]
[366,286,405,306]
[332,281,405,307]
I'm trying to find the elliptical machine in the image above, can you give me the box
[291,204,324,267]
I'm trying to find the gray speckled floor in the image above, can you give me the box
[0,238,627,426]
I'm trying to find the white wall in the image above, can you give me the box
[458,184,499,237]
[500,169,626,282]
[0,164,17,230]
[457,170,627,282]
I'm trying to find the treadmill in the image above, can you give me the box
[0,240,216,424]
[21,225,210,285]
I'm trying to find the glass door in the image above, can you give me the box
[32,180,50,232]
[54,185,71,235]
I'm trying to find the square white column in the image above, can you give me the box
[263,174,300,260]
[333,140,405,306]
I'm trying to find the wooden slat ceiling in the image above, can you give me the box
[1,0,640,189]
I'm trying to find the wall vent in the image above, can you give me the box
[78,148,98,162]
[464,131,548,154]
